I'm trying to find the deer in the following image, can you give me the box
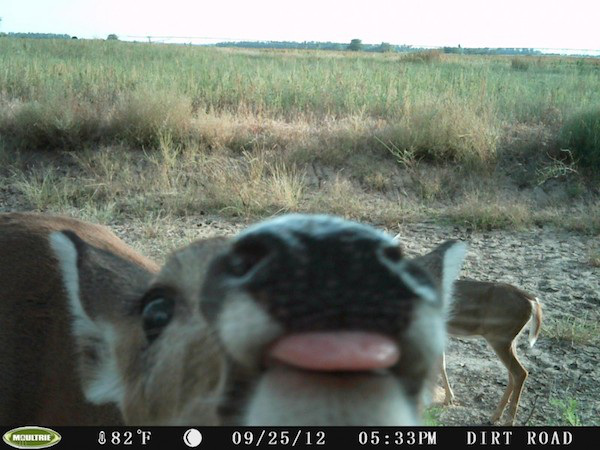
[441,279,543,426]
[0,212,467,426]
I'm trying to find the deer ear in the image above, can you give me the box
[412,240,467,307]
[49,230,153,407]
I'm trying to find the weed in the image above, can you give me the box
[549,398,582,426]
[423,407,443,426]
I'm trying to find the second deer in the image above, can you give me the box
[442,280,543,425]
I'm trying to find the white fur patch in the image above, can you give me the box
[50,232,85,323]
[218,294,282,368]
[528,297,540,348]
[405,302,446,366]
[246,368,418,426]
[49,231,125,407]
[84,322,126,407]
[440,241,467,307]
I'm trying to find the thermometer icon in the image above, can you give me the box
[98,431,107,445]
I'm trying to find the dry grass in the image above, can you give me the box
[11,140,307,221]
[6,141,418,229]
[401,50,445,64]
[444,191,534,230]
[544,315,600,346]
[373,97,500,166]
[587,247,600,268]
[6,141,598,235]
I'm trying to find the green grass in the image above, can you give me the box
[2,38,600,166]
[423,407,444,426]
[549,397,583,426]
[3,39,598,122]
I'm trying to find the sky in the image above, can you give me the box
[1,0,599,51]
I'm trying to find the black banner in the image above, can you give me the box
[1,427,596,449]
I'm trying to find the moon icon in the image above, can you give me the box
[183,428,203,447]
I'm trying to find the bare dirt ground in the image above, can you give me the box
[109,215,600,426]
[1,200,598,426]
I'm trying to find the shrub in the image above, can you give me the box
[511,58,530,71]
[402,50,443,64]
[0,99,103,151]
[0,91,194,151]
[375,97,499,167]
[107,91,194,148]
[559,109,600,171]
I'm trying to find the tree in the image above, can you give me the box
[107,34,119,41]
[379,42,394,53]
[348,38,363,51]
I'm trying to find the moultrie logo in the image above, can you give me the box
[2,427,62,449]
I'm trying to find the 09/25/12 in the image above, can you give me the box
[231,430,326,446]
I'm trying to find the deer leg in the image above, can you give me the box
[440,353,455,405]
[490,371,514,424]
[503,342,528,425]
[489,340,528,425]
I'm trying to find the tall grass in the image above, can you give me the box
[2,38,600,167]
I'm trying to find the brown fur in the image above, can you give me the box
[0,212,158,425]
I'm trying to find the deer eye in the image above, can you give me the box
[141,296,174,343]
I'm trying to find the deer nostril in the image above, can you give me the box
[228,238,272,278]
[381,245,403,263]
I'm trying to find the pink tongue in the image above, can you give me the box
[268,331,400,371]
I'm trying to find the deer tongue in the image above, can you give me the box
[267,331,400,372]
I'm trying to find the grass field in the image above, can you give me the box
[0,38,599,231]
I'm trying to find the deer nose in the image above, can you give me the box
[217,214,416,336]
[226,233,274,280]
[226,227,404,287]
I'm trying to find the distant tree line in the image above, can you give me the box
[0,32,563,57]
[215,40,415,53]
[215,40,547,56]
[0,32,72,39]
[0,32,123,41]
[442,46,542,56]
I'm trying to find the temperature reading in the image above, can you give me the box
[98,430,152,446]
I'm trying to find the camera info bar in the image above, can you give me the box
[1,426,593,449]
